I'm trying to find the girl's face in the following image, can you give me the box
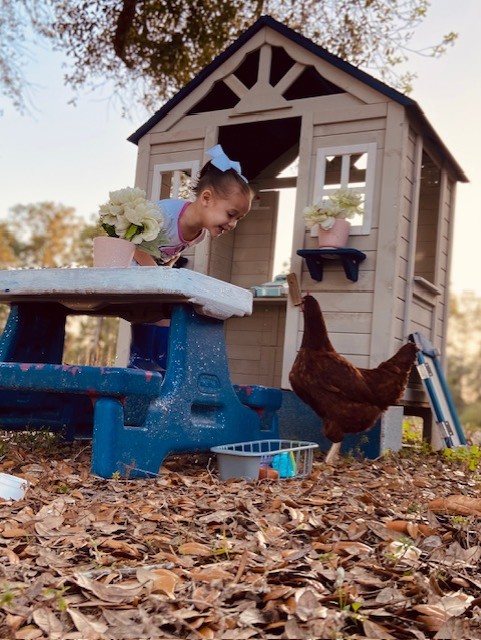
[199,186,252,237]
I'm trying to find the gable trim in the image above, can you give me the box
[127,15,467,182]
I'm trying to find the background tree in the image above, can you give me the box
[447,291,481,429]
[1,201,83,268]
[0,204,118,365]
[1,0,457,114]
[0,0,53,114]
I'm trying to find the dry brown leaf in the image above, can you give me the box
[331,541,372,557]
[178,542,214,556]
[13,625,43,639]
[68,608,109,639]
[434,616,474,640]
[5,613,25,631]
[428,495,481,516]
[385,520,436,537]
[36,497,70,518]
[375,586,404,605]
[136,567,181,597]
[312,540,371,557]
[415,604,449,632]
[294,588,328,622]
[284,617,310,639]
[263,585,293,601]
[73,574,144,603]
[415,594,474,632]
[238,607,266,625]
[190,566,232,583]
[362,618,397,639]
[99,538,142,558]
[2,526,29,537]
[34,516,65,537]
[32,607,64,640]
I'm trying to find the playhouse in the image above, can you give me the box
[127,16,467,447]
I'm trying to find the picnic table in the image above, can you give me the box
[0,267,281,477]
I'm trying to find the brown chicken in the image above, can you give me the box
[289,295,418,443]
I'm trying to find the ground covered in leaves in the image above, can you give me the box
[1,437,481,640]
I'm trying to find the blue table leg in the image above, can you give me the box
[92,304,277,477]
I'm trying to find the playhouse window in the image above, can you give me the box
[151,161,200,201]
[414,151,441,283]
[313,143,376,234]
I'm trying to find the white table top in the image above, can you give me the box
[0,267,253,321]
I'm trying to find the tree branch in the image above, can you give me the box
[113,0,139,66]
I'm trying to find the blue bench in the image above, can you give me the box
[0,304,281,478]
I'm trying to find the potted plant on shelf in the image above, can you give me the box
[95,187,168,267]
[303,188,363,248]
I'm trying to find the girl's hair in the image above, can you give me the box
[192,161,254,199]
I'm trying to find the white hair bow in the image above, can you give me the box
[206,144,248,183]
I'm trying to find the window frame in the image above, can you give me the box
[151,161,200,200]
[313,143,377,235]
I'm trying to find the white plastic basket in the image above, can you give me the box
[211,439,318,481]
[0,473,28,500]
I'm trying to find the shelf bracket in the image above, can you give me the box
[297,248,367,282]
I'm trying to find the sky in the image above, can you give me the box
[0,1,480,295]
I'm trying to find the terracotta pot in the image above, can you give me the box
[93,236,135,267]
[133,248,158,266]
[318,219,351,249]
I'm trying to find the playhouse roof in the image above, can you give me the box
[128,15,467,182]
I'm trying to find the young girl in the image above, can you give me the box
[134,144,254,266]
[129,145,253,369]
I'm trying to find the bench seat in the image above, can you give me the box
[0,362,163,398]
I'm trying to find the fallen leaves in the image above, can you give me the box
[1,442,481,639]
[178,541,215,557]
[429,494,481,516]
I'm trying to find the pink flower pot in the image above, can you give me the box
[93,237,135,267]
[318,219,351,249]
[133,248,158,266]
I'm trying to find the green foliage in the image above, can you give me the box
[402,418,422,445]
[42,585,69,612]
[0,203,119,365]
[442,444,481,472]
[402,417,431,455]
[0,202,93,269]
[0,584,16,607]
[5,429,65,454]
[450,515,470,528]
[2,1,457,114]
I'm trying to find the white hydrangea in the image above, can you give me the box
[303,188,363,230]
[98,187,167,257]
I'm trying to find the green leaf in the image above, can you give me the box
[124,223,140,241]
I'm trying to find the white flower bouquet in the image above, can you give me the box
[98,187,168,258]
[303,188,363,230]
